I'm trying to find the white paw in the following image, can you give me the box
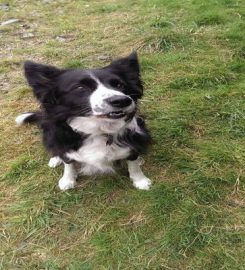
[58,177,76,191]
[133,177,152,190]
[48,157,62,168]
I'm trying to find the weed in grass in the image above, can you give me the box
[64,59,87,69]
[169,73,235,90]
[188,175,227,204]
[142,33,192,52]
[195,13,225,26]
[151,17,174,28]
[15,87,32,99]
[68,261,92,270]
[234,46,245,59]
[3,157,40,184]
[228,46,245,73]
[228,60,245,73]
[223,21,245,47]
[99,4,121,13]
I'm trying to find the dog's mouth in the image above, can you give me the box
[96,110,126,119]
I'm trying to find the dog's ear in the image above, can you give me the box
[24,61,63,104]
[109,52,143,100]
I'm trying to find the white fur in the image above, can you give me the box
[89,79,135,116]
[58,163,77,190]
[66,134,131,174]
[66,116,139,175]
[69,116,128,134]
[127,158,152,190]
[15,113,34,125]
[48,156,62,168]
[90,82,124,113]
[126,117,143,134]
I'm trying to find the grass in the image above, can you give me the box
[0,0,244,269]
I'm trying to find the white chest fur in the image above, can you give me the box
[68,116,127,134]
[66,116,140,175]
[66,134,130,174]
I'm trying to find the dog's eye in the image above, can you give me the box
[79,78,97,90]
[109,79,125,90]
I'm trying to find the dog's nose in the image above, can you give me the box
[105,95,132,108]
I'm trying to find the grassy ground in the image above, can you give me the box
[0,0,244,269]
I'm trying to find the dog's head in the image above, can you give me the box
[24,52,143,125]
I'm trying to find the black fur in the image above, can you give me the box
[41,121,88,162]
[21,111,42,124]
[21,52,150,162]
[107,52,143,101]
[118,117,151,161]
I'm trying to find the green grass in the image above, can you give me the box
[0,0,244,269]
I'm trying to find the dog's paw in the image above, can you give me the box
[133,177,152,190]
[58,177,76,191]
[48,157,62,168]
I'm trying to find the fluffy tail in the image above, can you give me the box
[15,111,42,126]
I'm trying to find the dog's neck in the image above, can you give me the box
[68,116,138,136]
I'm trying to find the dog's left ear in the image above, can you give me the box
[24,61,63,104]
[109,52,143,100]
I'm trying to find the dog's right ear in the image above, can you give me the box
[24,61,63,104]
[109,52,143,100]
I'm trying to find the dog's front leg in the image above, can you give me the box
[48,156,63,168]
[58,162,77,190]
[127,158,152,190]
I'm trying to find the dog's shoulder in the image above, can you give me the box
[116,116,151,156]
[41,118,88,160]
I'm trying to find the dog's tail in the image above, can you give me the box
[15,111,42,126]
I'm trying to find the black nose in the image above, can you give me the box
[105,95,132,108]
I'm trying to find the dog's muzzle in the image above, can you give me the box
[96,95,135,119]
[105,95,132,108]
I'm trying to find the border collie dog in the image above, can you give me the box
[16,52,152,190]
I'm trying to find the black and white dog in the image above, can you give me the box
[16,52,152,190]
